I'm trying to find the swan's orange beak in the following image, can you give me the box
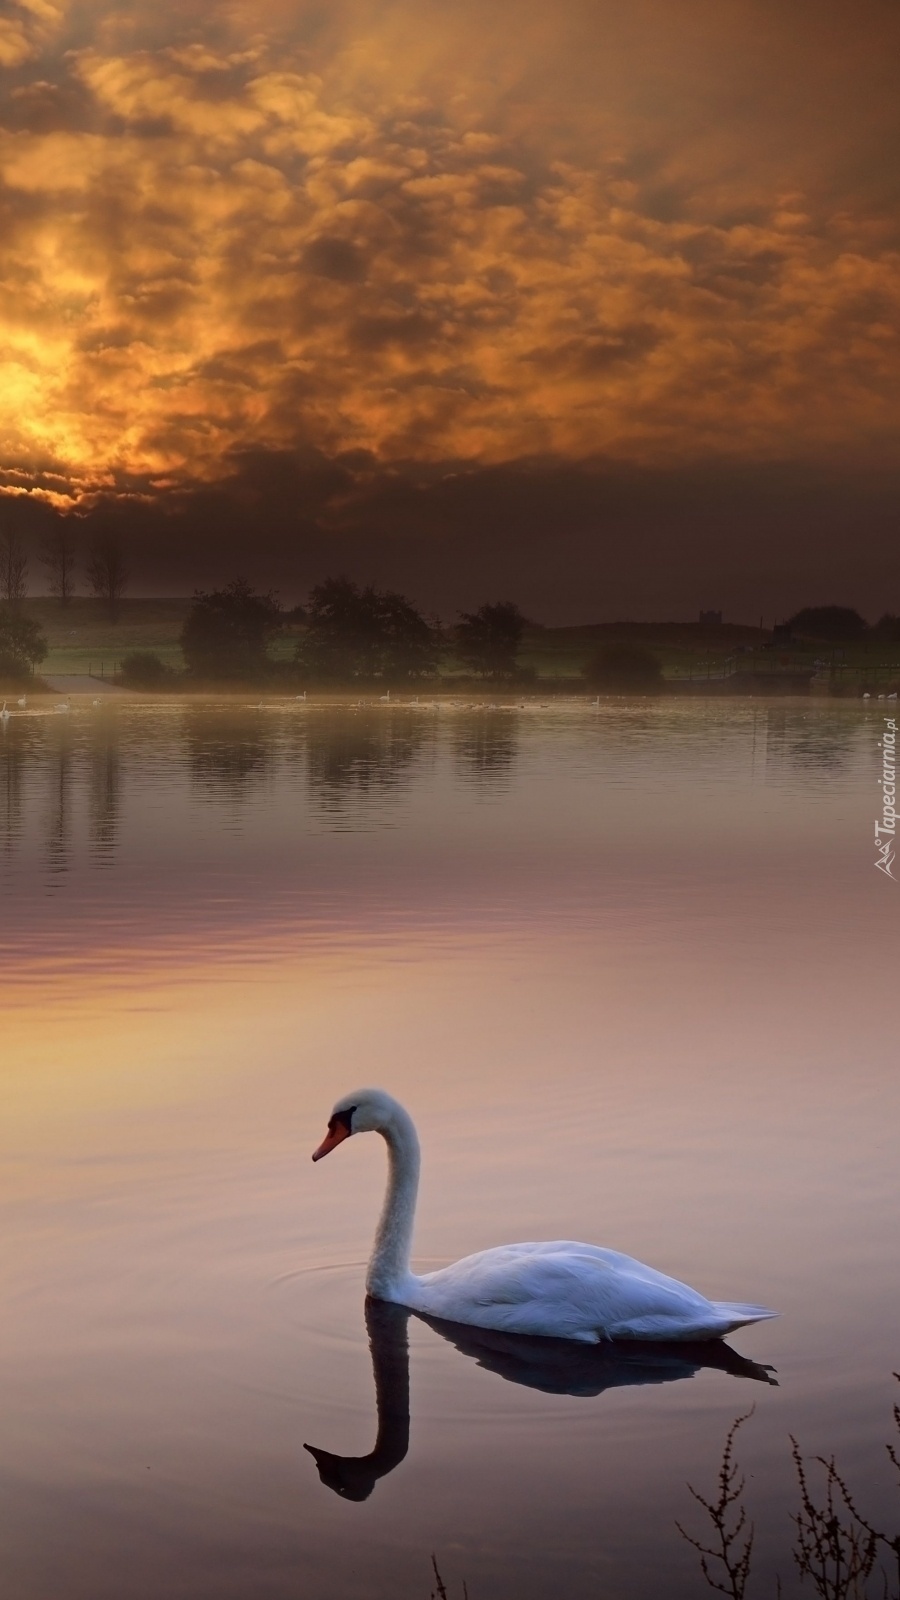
[312,1122,351,1162]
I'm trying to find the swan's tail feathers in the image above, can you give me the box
[712,1302,778,1334]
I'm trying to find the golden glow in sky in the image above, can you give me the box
[1,0,898,508]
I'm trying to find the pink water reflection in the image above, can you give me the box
[1,699,897,1599]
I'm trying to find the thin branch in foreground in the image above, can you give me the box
[789,1438,878,1599]
[676,1407,756,1599]
[430,1554,469,1599]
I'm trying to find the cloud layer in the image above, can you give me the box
[1,0,899,515]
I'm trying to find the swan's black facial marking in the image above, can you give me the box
[331,1105,357,1136]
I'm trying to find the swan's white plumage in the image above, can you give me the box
[313,1089,776,1344]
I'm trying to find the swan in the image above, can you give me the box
[0,701,9,723]
[312,1090,777,1343]
[17,695,26,708]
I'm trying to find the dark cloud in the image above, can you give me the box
[302,236,368,282]
[5,449,898,625]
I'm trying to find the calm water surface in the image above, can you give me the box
[1,697,898,1599]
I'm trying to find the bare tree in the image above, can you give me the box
[85,529,128,622]
[41,522,78,606]
[1,524,27,605]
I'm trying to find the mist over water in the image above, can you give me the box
[1,698,897,1599]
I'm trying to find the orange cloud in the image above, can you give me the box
[1,0,898,505]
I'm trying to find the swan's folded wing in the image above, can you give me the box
[412,1242,732,1342]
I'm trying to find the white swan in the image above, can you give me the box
[312,1089,776,1343]
[0,701,9,723]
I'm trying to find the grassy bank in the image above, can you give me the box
[17,599,900,691]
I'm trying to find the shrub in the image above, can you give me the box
[0,607,47,680]
[583,642,663,692]
[785,606,867,640]
[118,650,171,687]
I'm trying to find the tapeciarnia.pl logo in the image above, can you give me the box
[874,717,897,879]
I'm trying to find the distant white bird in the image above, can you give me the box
[0,701,9,723]
[863,692,871,699]
[380,690,391,702]
[878,694,886,700]
[296,692,307,701]
[889,691,898,700]
[54,699,70,714]
[92,699,101,708]
[16,695,26,708]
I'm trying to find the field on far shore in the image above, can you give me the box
[8,598,900,691]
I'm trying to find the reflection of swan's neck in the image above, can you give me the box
[304,1299,410,1500]
[367,1107,420,1300]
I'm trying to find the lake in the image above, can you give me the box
[1,696,898,1599]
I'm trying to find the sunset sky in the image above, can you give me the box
[1,0,898,618]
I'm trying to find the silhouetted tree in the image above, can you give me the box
[785,606,867,640]
[180,579,282,680]
[0,609,47,679]
[297,576,438,682]
[1,526,27,605]
[372,589,439,680]
[40,522,77,605]
[85,529,128,621]
[873,613,900,643]
[583,643,663,691]
[454,602,525,679]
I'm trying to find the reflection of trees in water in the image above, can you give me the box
[305,710,427,816]
[764,708,858,776]
[183,709,276,800]
[87,724,120,862]
[1,723,24,857]
[452,711,518,787]
[45,721,74,878]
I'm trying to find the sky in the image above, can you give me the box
[1,0,898,620]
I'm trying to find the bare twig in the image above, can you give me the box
[790,1437,878,1599]
[430,1555,468,1599]
[676,1408,756,1598]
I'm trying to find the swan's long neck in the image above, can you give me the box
[366,1107,420,1301]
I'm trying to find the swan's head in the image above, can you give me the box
[312,1088,405,1161]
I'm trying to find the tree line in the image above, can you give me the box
[158,576,530,686]
[1,522,129,618]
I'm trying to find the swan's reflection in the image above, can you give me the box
[304,1297,776,1499]
[304,1299,411,1501]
